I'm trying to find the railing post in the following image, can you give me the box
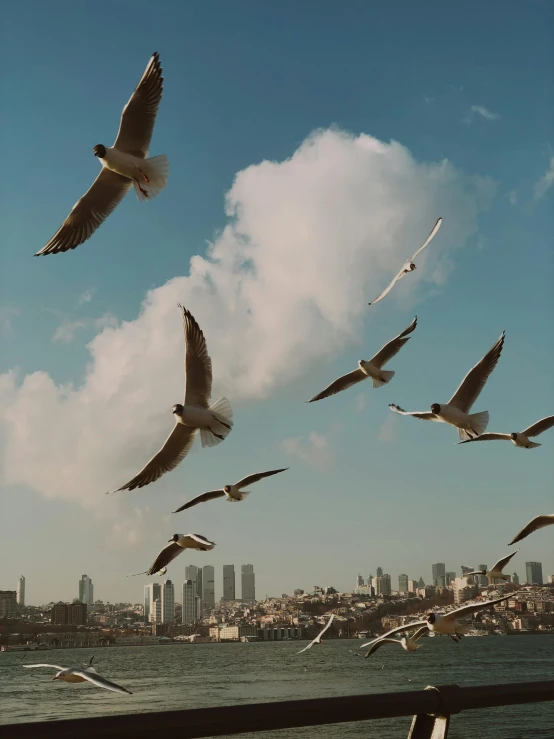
[407,684,463,739]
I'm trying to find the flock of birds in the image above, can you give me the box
[22,52,553,695]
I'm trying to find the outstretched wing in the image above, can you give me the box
[448,332,505,413]
[235,468,289,489]
[308,369,367,402]
[113,52,163,158]
[444,595,510,621]
[409,217,443,262]
[508,514,554,545]
[523,415,554,437]
[411,626,429,642]
[490,550,519,574]
[360,621,427,648]
[364,638,399,658]
[389,404,439,421]
[23,663,65,671]
[457,433,510,444]
[71,670,132,695]
[173,490,225,513]
[369,316,418,368]
[145,542,184,575]
[179,305,212,408]
[368,268,406,306]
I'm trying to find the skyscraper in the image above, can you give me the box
[161,580,175,623]
[432,563,446,588]
[241,564,255,601]
[17,576,25,606]
[185,565,203,604]
[78,575,94,605]
[356,575,365,588]
[478,564,488,588]
[526,562,543,585]
[376,566,383,578]
[446,572,456,586]
[144,583,161,623]
[182,580,201,624]
[223,565,236,601]
[375,574,391,596]
[512,572,520,586]
[398,574,408,593]
[203,565,215,609]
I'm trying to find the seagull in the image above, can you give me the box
[131,533,215,576]
[23,657,131,695]
[457,415,554,449]
[173,468,289,513]
[509,514,554,545]
[297,615,335,654]
[307,317,417,403]
[36,52,168,256]
[364,626,429,658]
[109,305,232,493]
[465,551,519,583]
[368,218,442,305]
[389,331,505,440]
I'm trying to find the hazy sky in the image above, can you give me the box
[1,1,553,606]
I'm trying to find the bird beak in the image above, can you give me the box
[168,538,173,542]
[52,676,58,681]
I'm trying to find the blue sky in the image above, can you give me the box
[0,1,553,605]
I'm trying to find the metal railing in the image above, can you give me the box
[3,680,553,739]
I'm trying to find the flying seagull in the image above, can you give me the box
[23,658,131,695]
[458,415,554,449]
[36,52,168,256]
[465,551,519,583]
[364,626,429,658]
[132,533,215,576]
[307,316,417,403]
[109,305,232,493]
[389,331,505,440]
[509,514,554,545]
[173,468,289,513]
[297,614,335,654]
[368,218,442,305]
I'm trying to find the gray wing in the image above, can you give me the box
[113,52,163,158]
[523,415,554,437]
[368,268,407,306]
[317,614,335,638]
[359,621,427,648]
[411,626,429,642]
[448,332,505,413]
[389,403,439,421]
[444,595,510,621]
[490,550,519,573]
[35,169,132,255]
[110,423,196,492]
[146,542,183,575]
[509,514,554,545]
[183,533,216,549]
[307,368,367,402]
[364,638,399,658]
[71,670,132,695]
[457,433,511,444]
[173,490,225,513]
[409,217,443,261]
[235,468,289,488]
[23,663,65,671]
[296,640,316,654]
[179,305,212,408]
[369,316,418,368]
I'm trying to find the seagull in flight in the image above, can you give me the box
[173,468,289,513]
[37,52,168,256]
[297,615,335,654]
[509,514,554,545]
[389,331,505,440]
[109,305,232,493]
[465,551,519,583]
[458,415,554,449]
[132,533,215,576]
[307,316,417,403]
[368,218,442,305]
[363,626,429,658]
[23,656,131,695]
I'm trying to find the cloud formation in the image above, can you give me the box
[52,313,118,344]
[281,431,333,471]
[0,127,495,510]
[534,156,554,200]
[468,105,500,122]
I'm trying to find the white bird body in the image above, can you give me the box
[358,360,387,383]
[99,147,145,179]
[177,404,227,431]
[458,415,554,449]
[510,433,541,449]
[435,403,486,433]
[133,533,216,577]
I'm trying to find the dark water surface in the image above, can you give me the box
[1,635,553,738]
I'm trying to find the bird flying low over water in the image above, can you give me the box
[23,657,131,695]
[389,331,505,441]
[173,468,289,513]
[297,615,335,654]
[36,52,168,255]
[132,533,215,577]
[458,415,554,449]
[465,551,519,583]
[368,218,442,305]
[508,514,554,545]
[364,626,429,658]
[109,305,232,493]
[307,316,417,403]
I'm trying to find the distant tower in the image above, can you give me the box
[203,565,215,609]
[432,563,446,588]
[185,565,203,605]
[144,583,161,623]
[478,565,488,588]
[376,567,383,578]
[223,565,236,601]
[356,575,365,588]
[512,572,520,586]
[398,574,408,593]
[78,575,94,605]
[241,564,256,601]
[17,576,25,606]
[182,580,201,624]
[525,562,543,585]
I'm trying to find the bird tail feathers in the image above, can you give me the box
[199,397,233,449]
[372,370,395,388]
[524,441,541,449]
[133,154,169,201]
[458,411,489,441]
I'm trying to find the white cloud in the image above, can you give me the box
[468,105,500,122]
[52,313,118,344]
[534,156,554,200]
[507,190,518,206]
[78,288,95,306]
[378,414,397,444]
[0,127,495,509]
[281,432,333,470]
[0,306,20,334]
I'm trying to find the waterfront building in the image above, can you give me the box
[526,562,543,585]
[0,590,17,618]
[144,583,161,623]
[17,576,25,606]
[50,600,87,625]
[223,565,236,601]
[398,574,408,593]
[151,598,162,623]
[161,579,175,623]
[182,579,201,624]
[209,624,258,641]
[241,564,255,601]
[78,574,94,605]
[203,565,215,608]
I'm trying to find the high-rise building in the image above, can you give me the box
[526,562,543,585]
[223,565,236,601]
[478,565,488,588]
[432,563,446,588]
[398,574,409,593]
[0,591,17,618]
[356,575,365,588]
[50,601,87,625]
[203,565,215,609]
[17,576,25,606]
[144,583,161,623]
[453,578,478,606]
[375,574,391,596]
[241,564,255,601]
[161,580,175,623]
[512,572,520,586]
[185,565,203,603]
[446,572,456,586]
[78,575,94,605]
[376,567,383,578]
[408,579,417,593]
[182,580,201,624]
[151,598,162,623]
